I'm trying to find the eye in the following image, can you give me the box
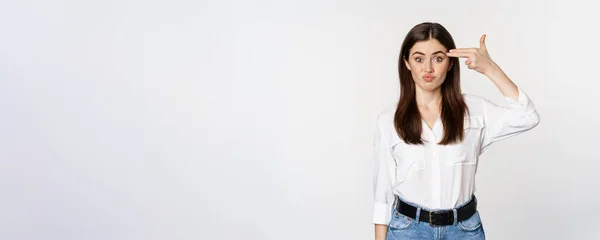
[415,57,423,63]
[434,57,444,62]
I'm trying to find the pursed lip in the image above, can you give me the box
[422,74,435,80]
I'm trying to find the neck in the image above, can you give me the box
[415,88,442,109]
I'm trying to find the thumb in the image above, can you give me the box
[480,34,487,49]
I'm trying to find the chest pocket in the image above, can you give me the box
[443,116,485,166]
[389,138,426,183]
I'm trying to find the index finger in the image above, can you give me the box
[446,52,471,58]
[448,48,478,53]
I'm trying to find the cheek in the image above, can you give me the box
[436,62,450,72]
[408,63,421,73]
[410,66,421,79]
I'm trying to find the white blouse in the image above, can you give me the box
[372,87,540,225]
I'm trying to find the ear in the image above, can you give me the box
[403,57,411,71]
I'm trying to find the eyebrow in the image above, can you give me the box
[412,51,447,56]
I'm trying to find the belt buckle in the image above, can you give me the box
[428,210,451,226]
[428,211,438,226]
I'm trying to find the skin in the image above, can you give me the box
[448,34,519,100]
[374,34,519,240]
[404,38,452,129]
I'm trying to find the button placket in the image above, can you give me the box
[431,139,442,208]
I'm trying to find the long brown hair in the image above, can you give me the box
[395,22,468,145]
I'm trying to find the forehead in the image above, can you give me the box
[409,39,447,54]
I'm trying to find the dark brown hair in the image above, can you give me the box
[395,22,468,145]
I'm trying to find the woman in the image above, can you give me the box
[372,22,540,240]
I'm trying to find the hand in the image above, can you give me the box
[447,34,498,76]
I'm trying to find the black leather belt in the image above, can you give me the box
[395,195,477,226]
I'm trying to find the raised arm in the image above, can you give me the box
[448,34,540,152]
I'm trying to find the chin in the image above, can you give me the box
[416,81,443,91]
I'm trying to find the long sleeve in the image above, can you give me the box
[372,116,396,225]
[480,86,541,153]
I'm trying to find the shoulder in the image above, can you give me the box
[462,93,494,117]
[374,103,399,144]
[375,103,397,127]
[462,93,489,106]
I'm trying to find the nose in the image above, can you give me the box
[424,60,433,73]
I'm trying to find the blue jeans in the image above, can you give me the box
[386,196,486,240]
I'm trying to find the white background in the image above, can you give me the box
[1,0,598,239]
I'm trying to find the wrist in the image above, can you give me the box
[484,63,505,82]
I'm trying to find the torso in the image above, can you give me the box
[374,91,540,210]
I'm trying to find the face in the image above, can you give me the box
[404,39,452,92]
